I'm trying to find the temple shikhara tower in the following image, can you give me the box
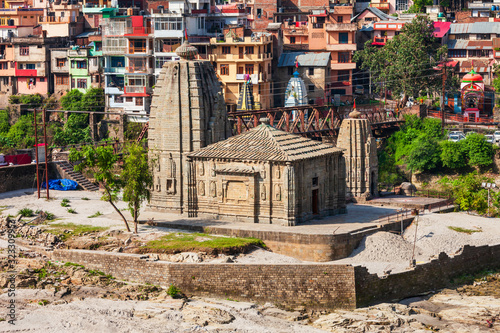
[336,103,378,201]
[148,42,230,214]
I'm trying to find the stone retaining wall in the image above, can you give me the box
[0,163,59,193]
[154,217,414,262]
[355,244,500,307]
[48,249,356,310]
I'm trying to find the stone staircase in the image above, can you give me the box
[54,160,99,191]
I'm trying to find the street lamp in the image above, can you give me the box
[481,182,496,216]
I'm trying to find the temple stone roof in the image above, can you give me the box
[188,123,343,162]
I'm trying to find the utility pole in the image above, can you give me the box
[441,65,446,136]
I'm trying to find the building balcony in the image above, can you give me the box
[124,86,152,95]
[103,47,128,55]
[127,48,153,55]
[126,66,154,74]
[326,43,356,51]
[369,2,390,12]
[209,53,272,61]
[192,9,208,14]
[283,27,308,35]
[104,66,126,73]
[312,23,324,29]
[125,27,153,36]
[331,62,356,70]
[39,16,78,24]
[325,23,357,32]
[67,48,89,57]
[105,86,124,94]
[51,66,69,73]
[372,36,387,45]
[209,35,272,45]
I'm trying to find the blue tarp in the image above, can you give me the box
[41,179,79,191]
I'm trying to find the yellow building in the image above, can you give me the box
[209,34,273,111]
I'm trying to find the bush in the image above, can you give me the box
[405,137,441,172]
[464,133,495,168]
[440,140,467,169]
[67,208,77,214]
[5,114,35,148]
[17,208,34,217]
[167,285,182,298]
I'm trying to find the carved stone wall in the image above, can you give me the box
[337,118,378,200]
[148,59,230,213]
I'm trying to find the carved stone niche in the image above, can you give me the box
[198,162,205,176]
[166,178,176,195]
[198,180,205,196]
[210,181,216,197]
[261,184,266,201]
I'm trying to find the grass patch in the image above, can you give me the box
[38,299,49,306]
[33,267,48,280]
[139,232,265,255]
[447,226,482,235]
[63,262,85,269]
[44,223,108,241]
[17,208,34,217]
[60,202,69,207]
[67,208,77,214]
[81,197,90,201]
[88,211,103,218]
[88,269,114,279]
[35,210,55,221]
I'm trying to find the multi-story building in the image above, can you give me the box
[81,0,115,29]
[209,34,273,111]
[51,48,70,94]
[67,45,102,92]
[0,7,44,27]
[151,7,183,76]
[0,40,15,96]
[12,36,67,96]
[38,2,84,38]
[103,14,154,122]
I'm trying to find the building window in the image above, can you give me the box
[312,177,318,186]
[339,52,350,63]
[290,36,296,44]
[56,76,66,85]
[39,77,45,82]
[20,46,29,56]
[337,16,343,23]
[115,96,123,103]
[245,64,254,74]
[222,46,231,54]
[63,76,68,85]
[448,49,467,58]
[245,46,254,54]
[339,33,348,44]
[76,60,87,69]
[257,8,262,18]
[154,17,182,31]
[126,97,133,102]
[395,0,408,11]
[477,34,491,40]
[220,64,229,75]
[288,67,294,76]
[308,84,315,92]
[338,70,350,82]
[308,67,314,75]
[76,79,87,89]
[237,66,244,74]
[135,97,143,106]
[26,63,35,69]
[456,34,469,40]
[57,58,65,67]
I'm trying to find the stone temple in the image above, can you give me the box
[148,42,231,214]
[336,103,378,200]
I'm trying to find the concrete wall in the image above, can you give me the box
[0,163,58,193]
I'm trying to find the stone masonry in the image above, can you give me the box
[337,106,378,200]
[148,43,230,214]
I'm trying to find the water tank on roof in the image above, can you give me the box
[491,5,496,11]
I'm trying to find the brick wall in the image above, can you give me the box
[49,249,356,309]
[455,10,489,23]
[355,244,500,307]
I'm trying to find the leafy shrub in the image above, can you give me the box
[17,208,34,217]
[440,140,467,169]
[167,285,182,298]
[463,133,495,168]
[67,208,77,214]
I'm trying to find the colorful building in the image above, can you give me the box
[67,45,102,93]
[209,33,273,111]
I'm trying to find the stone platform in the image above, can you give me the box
[369,195,450,210]
[140,203,415,262]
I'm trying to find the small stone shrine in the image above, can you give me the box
[186,119,347,225]
[336,102,378,201]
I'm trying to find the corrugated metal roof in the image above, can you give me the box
[466,40,493,49]
[351,6,395,22]
[278,52,331,67]
[447,39,468,49]
[450,22,500,34]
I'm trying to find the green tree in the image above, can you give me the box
[0,109,10,135]
[440,172,490,214]
[52,113,91,146]
[440,140,467,169]
[69,146,131,232]
[354,16,447,107]
[5,114,35,148]
[61,89,84,111]
[463,133,495,168]
[120,143,153,233]
[405,137,441,172]
[81,88,105,112]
